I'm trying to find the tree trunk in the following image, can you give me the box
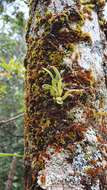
[24,1,107,189]
[5,157,17,190]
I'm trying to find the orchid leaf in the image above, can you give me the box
[43,67,84,104]
[43,68,54,79]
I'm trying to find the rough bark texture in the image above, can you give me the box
[5,157,17,190]
[24,1,107,190]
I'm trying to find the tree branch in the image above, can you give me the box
[0,113,24,126]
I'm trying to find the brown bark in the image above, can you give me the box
[5,157,17,190]
[24,1,107,189]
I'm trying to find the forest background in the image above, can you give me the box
[0,0,28,189]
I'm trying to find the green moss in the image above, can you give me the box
[25,16,32,41]
[70,25,92,44]
[83,4,95,17]
[31,84,40,95]
[48,51,64,65]
[99,18,107,29]
[65,43,76,53]
[80,0,105,10]
[67,110,76,121]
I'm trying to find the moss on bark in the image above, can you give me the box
[24,1,107,189]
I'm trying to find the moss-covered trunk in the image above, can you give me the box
[24,1,107,189]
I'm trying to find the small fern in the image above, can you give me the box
[43,66,83,104]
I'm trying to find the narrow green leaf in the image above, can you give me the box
[56,97,63,104]
[51,66,61,80]
[51,78,57,89]
[42,84,51,91]
[50,86,57,97]
[57,79,63,97]
[43,68,54,79]
[62,91,71,101]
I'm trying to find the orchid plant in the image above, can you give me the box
[43,66,83,104]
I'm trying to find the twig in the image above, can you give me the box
[0,113,24,126]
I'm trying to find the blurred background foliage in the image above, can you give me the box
[0,0,28,189]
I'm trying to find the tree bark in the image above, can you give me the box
[5,157,17,190]
[24,1,107,189]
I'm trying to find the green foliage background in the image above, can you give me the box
[0,0,28,189]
